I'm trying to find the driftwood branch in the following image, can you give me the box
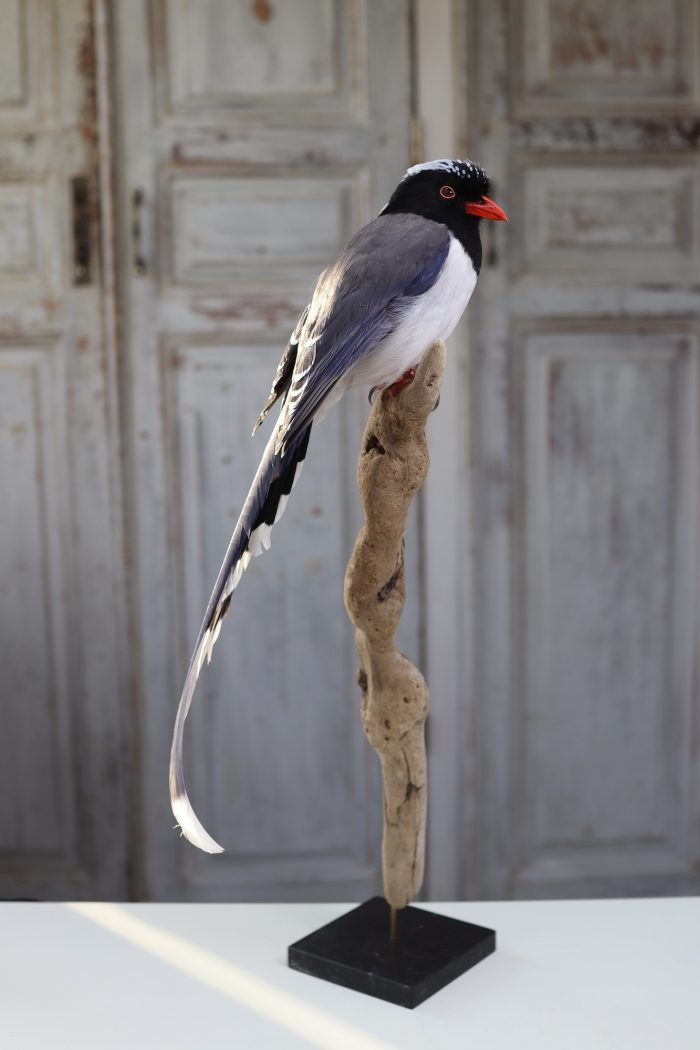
[344,341,445,910]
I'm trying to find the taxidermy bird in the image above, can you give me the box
[170,158,508,852]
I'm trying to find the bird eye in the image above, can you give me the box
[439,185,456,200]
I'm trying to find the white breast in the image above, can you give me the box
[344,235,477,395]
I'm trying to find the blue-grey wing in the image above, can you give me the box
[252,306,309,435]
[276,212,450,453]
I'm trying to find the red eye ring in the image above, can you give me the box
[439,185,456,200]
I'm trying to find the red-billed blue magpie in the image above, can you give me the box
[170,159,508,852]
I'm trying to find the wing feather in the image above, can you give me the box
[252,307,309,435]
[276,212,450,453]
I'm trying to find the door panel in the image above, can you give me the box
[161,167,368,289]
[513,157,699,284]
[163,335,374,894]
[115,0,412,900]
[1,343,71,855]
[465,0,700,897]
[514,324,697,892]
[0,0,128,899]
[512,0,698,115]
[156,0,365,119]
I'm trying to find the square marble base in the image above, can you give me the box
[288,896,496,1008]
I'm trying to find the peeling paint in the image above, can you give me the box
[513,117,700,152]
[9,421,27,449]
[252,0,273,23]
[77,3,98,151]
[191,296,300,327]
[550,2,671,75]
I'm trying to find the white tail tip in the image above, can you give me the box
[171,792,225,854]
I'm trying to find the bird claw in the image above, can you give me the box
[384,368,416,398]
[368,368,417,404]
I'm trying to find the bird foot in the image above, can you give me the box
[383,368,416,399]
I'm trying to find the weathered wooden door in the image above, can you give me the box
[0,0,128,898]
[457,0,700,897]
[114,0,415,899]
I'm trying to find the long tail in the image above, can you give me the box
[169,422,313,853]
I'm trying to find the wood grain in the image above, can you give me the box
[344,342,445,908]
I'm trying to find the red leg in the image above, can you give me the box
[383,367,416,398]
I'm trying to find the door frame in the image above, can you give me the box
[98,0,471,902]
[414,0,476,900]
[100,0,473,902]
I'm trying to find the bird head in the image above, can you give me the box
[381,158,507,272]
[383,159,508,223]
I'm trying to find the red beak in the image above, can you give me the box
[466,195,508,222]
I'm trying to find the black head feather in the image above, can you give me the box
[381,158,493,273]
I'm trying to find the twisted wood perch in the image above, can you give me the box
[344,340,445,911]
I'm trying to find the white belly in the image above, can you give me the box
[344,235,476,395]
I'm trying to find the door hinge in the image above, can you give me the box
[71,175,92,286]
[410,115,423,166]
[131,188,148,277]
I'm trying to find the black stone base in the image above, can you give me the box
[288,896,496,1009]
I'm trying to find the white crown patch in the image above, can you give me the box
[402,158,485,182]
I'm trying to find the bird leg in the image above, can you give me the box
[383,367,416,399]
[368,368,418,405]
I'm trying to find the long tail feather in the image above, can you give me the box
[169,423,312,852]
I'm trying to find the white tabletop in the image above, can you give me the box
[1,897,697,1049]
